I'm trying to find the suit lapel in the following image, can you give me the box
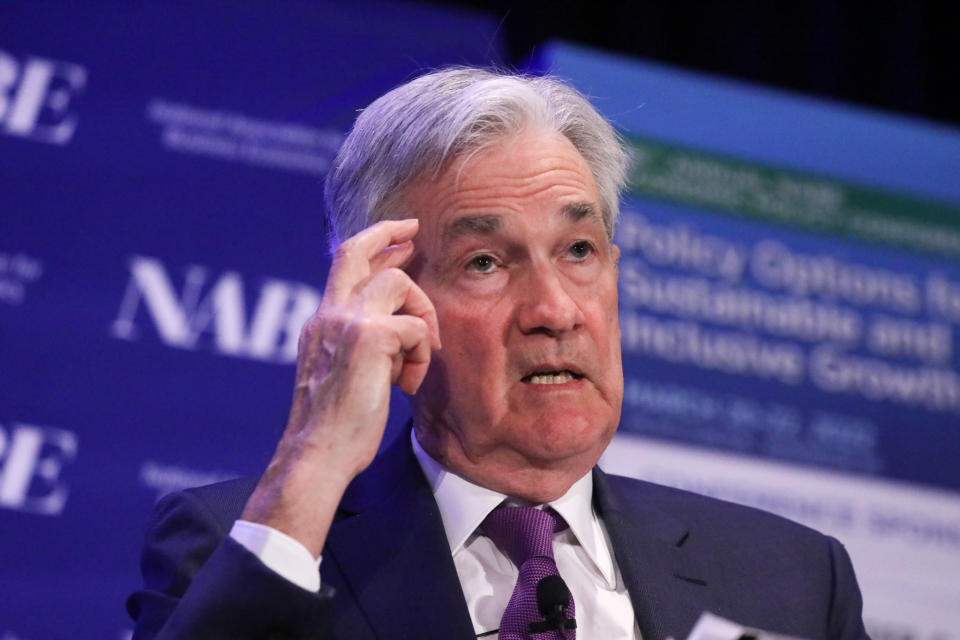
[323,436,715,639]
[324,432,475,640]
[594,469,713,640]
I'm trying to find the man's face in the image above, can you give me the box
[402,129,623,497]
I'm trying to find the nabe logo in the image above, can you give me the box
[0,423,77,515]
[0,49,87,144]
[111,256,322,363]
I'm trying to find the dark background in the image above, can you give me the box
[425,0,959,128]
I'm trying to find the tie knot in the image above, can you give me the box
[481,506,566,567]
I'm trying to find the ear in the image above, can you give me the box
[611,243,621,266]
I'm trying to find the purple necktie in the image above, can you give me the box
[482,506,576,640]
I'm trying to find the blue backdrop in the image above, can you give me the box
[1,2,502,637]
[2,4,959,640]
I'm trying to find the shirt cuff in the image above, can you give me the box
[229,520,322,592]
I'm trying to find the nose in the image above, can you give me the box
[515,265,585,336]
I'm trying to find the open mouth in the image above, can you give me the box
[521,369,585,385]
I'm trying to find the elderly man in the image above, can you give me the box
[129,68,868,640]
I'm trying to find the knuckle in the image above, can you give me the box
[306,306,335,330]
[333,238,359,264]
[300,313,319,334]
[298,312,324,342]
[383,267,409,286]
[410,316,429,334]
[343,315,378,343]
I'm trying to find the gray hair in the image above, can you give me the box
[324,67,629,249]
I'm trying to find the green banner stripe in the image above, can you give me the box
[624,135,960,260]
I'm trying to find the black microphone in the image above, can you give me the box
[528,575,577,633]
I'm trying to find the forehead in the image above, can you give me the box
[400,129,602,234]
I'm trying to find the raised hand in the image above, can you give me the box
[241,219,440,556]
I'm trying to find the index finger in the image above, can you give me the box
[324,219,420,304]
[355,268,441,350]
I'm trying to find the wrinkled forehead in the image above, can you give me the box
[382,128,598,219]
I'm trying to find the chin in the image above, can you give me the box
[514,412,614,465]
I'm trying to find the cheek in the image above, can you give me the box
[591,281,623,381]
[429,306,513,429]
[435,302,506,381]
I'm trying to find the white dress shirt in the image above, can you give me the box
[231,432,640,639]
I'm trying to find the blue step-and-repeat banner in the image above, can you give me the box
[2,3,959,639]
[1,1,503,638]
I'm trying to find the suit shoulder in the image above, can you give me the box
[183,475,260,507]
[599,472,867,638]
[602,471,832,545]
[150,476,260,535]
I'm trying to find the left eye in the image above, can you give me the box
[466,254,497,272]
[568,241,594,260]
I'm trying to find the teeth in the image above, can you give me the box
[528,371,575,385]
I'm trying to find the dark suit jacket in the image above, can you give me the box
[128,432,868,640]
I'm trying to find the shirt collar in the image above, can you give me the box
[411,430,616,586]
[412,430,505,554]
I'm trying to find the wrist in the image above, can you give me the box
[242,458,353,557]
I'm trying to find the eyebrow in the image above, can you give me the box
[442,214,501,243]
[441,202,600,243]
[562,201,598,223]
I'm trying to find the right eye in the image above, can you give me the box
[466,254,497,273]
